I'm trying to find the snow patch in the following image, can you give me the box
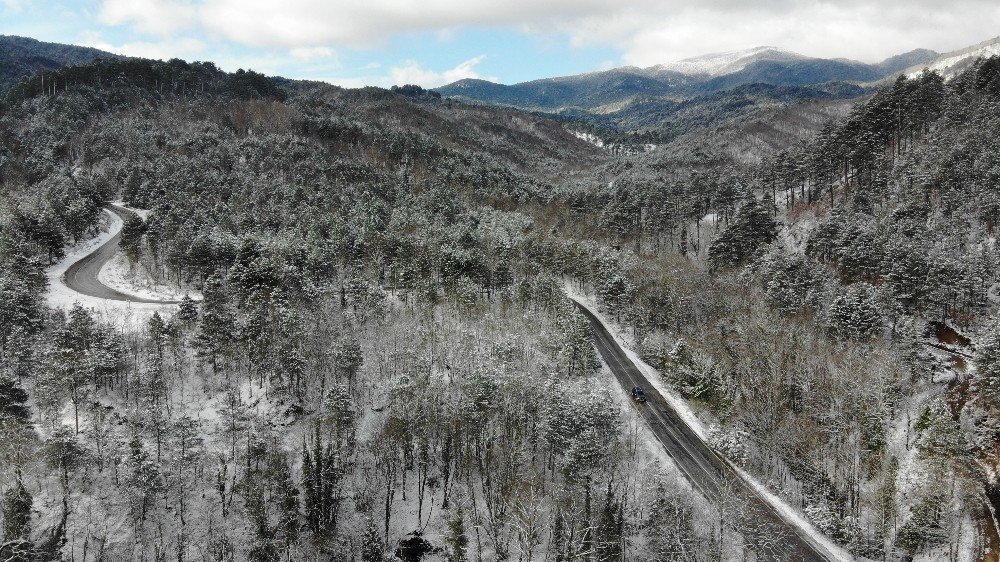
[98,253,201,302]
[570,130,605,148]
[655,46,804,76]
[112,200,151,220]
[907,37,1000,79]
[569,129,657,156]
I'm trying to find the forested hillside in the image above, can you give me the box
[0,36,121,94]
[2,41,1000,562]
[577,59,1000,560]
[434,47,943,149]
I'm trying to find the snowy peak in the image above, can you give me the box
[905,36,1000,79]
[653,46,806,77]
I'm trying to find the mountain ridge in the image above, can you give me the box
[904,36,1000,78]
[435,46,940,113]
[0,35,123,92]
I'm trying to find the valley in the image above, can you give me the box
[1,27,1000,562]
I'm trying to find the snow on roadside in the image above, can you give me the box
[733,465,854,562]
[102,201,201,301]
[564,284,712,440]
[112,200,151,220]
[600,362,741,560]
[44,207,180,326]
[565,283,854,562]
[45,208,120,309]
[98,253,200,301]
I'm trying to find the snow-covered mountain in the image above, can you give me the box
[436,47,938,122]
[652,46,806,77]
[905,36,1000,79]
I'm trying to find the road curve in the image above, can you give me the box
[61,205,184,305]
[571,298,843,562]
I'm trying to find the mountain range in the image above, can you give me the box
[435,38,1000,141]
[4,33,999,147]
[435,46,940,113]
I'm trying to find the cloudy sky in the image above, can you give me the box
[3,0,1000,87]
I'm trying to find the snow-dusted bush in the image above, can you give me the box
[803,502,839,538]
[707,426,750,467]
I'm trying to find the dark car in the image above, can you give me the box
[631,386,647,403]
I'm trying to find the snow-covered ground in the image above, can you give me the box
[570,130,605,148]
[98,253,200,302]
[907,36,1000,79]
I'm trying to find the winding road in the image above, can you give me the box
[571,298,843,562]
[61,205,183,304]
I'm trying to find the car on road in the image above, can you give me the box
[631,386,647,403]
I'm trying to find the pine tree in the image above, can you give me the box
[551,506,566,562]
[177,294,199,324]
[334,335,363,382]
[301,425,344,536]
[594,483,622,562]
[124,436,164,523]
[557,307,599,377]
[245,476,279,562]
[274,457,300,556]
[828,282,884,340]
[0,377,31,424]
[444,506,468,562]
[119,213,147,262]
[148,311,166,354]
[2,474,32,541]
[708,197,778,270]
[360,518,384,562]
[975,320,1000,399]
[322,384,355,444]
[196,274,234,371]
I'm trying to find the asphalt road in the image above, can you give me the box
[61,205,183,304]
[571,299,840,562]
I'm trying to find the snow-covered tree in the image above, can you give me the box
[827,282,883,340]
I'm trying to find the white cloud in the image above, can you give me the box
[290,46,335,61]
[98,0,197,36]
[93,0,1000,67]
[595,60,616,72]
[319,55,495,89]
[389,55,495,88]
[323,75,386,89]
[81,31,207,60]
[550,1,1000,64]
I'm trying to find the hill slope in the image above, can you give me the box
[0,35,122,92]
[904,35,1000,78]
